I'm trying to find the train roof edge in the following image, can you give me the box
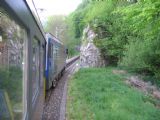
[25,0,46,40]
[1,0,46,43]
[45,33,63,45]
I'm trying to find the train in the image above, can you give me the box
[45,33,66,90]
[0,0,70,120]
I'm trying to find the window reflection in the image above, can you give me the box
[32,38,40,102]
[0,8,27,120]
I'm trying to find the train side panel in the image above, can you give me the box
[56,44,66,76]
[0,1,46,120]
[45,38,56,89]
[45,33,66,90]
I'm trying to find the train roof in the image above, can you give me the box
[46,33,63,45]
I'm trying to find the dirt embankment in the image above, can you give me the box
[113,69,160,108]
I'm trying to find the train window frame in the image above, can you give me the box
[32,37,40,104]
[48,42,52,58]
[0,6,28,120]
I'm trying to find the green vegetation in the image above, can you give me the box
[68,0,160,82]
[44,15,80,57]
[45,0,159,84]
[67,68,160,120]
[44,15,66,40]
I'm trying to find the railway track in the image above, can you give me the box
[45,56,79,103]
[42,57,79,120]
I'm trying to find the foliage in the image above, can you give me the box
[119,0,160,78]
[44,15,80,57]
[44,0,160,78]
[67,67,160,120]
[65,14,81,57]
[70,0,160,79]
[44,15,67,42]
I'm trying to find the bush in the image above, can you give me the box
[119,0,160,79]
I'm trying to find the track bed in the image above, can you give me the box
[42,59,79,120]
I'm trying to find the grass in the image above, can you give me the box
[66,67,160,120]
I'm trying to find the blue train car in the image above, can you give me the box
[45,33,66,90]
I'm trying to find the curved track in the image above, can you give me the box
[42,58,79,120]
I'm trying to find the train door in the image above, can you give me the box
[54,44,59,76]
[48,40,53,88]
[0,6,28,120]
[53,43,57,76]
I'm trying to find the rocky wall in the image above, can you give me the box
[80,25,105,68]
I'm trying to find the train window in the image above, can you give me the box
[0,7,27,120]
[56,46,59,57]
[48,43,52,58]
[32,38,40,103]
[53,44,56,56]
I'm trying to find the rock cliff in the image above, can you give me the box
[80,25,105,67]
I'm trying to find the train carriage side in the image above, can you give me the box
[0,1,46,120]
[55,41,66,77]
[45,36,55,90]
[45,33,66,90]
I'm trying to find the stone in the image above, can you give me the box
[80,25,105,68]
[153,91,160,99]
